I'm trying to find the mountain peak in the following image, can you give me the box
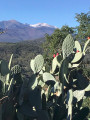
[8,20,18,23]
[30,23,57,28]
[0,20,56,42]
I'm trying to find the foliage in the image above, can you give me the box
[0,34,89,120]
[82,67,90,79]
[75,11,90,40]
[0,40,43,77]
[82,97,90,118]
[0,10,90,120]
[42,26,74,63]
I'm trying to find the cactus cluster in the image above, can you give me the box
[0,34,90,120]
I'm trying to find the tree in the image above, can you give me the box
[42,25,74,64]
[75,11,90,40]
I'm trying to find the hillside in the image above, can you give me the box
[0,40,44,77]
[0,20,56,42]
[0,38,89,78]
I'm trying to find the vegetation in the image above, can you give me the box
[42,26,74,64]
[0,41,43,77]
[42,11,90,75]
[75,11,90,40]
[0,10,90,120]
[0,34,90,120]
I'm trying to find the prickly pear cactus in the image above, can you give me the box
[43,72,56,86]
[62,34,75,59]
[74,41,82,52]
[50,54,62,75]
[59,58,70,101]
[73,90,85,102]
[70,40,83,65]
[0,60,10,76]
[53,81,62,96]
[11,64,21,75]
[71,52,83,64]
[30,59,35,73]
[83,39,90,55]
[59,58,69,84]
[67,89,73,120]
[71,39,90,65]
[6,54,13,85]
[30,54,44,74]
[84,84,90,91]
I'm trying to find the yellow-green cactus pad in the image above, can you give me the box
[30,54,44,74]
[74,41,82,52]
[30,59,35,73]
[71,52,83,63]
[43,72,56,86]
[50,55,62,74]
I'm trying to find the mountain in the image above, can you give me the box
[30,23,57,28]
[0,20,56,42]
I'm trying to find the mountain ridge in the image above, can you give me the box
[0,20,56,42]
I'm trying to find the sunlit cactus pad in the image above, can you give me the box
[30,54,44,74]
[43,72,56,85]
[62,34,75,59]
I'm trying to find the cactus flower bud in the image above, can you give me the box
[76,50,80,53]
[56,53,59,56]
[53,54,56,58]
[87,37,90,40]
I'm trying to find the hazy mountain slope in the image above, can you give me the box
[0,40,43,76]
[0,20,56,42]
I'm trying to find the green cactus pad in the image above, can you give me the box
[0,60,10,76]
[67,89,73,120]
[30,59,35,73]
[11,64,21,75]
[50,54,62,75]
[67,89,73,105]
[73,90,85,102]
[68,63,80,68]
[71,52,83,63]
[84,84,90,91]
[74,41,82,52]
[62,34,75,59]
[38,79,45,88]
[43,72,56,86]
[8,54,13,70]
[30,54,44,74]
[83,39,90,55]
[59,59,69,84]
[34,54,44,73]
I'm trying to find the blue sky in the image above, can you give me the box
[0,0,90,28]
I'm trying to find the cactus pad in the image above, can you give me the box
[71,52,83,63]
[74,41,82,52]
[73,90,85,102]
[30,59,35,73]
[62,34,75,59]
[0,60,10,76]
[11,64,21,75]
[30,54,44,74]
[50,54,62,75]
[43,72,56,86]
